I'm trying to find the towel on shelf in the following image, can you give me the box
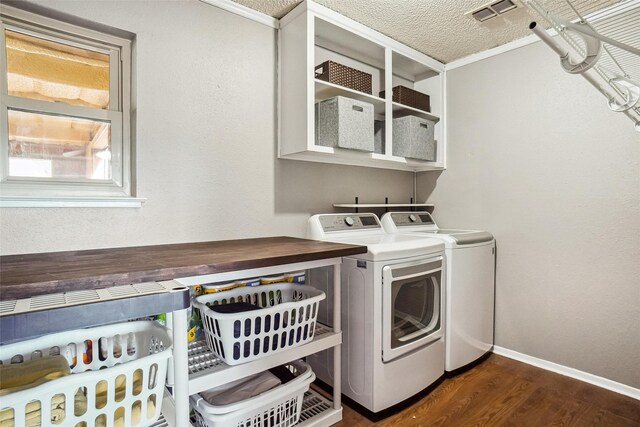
[200,370,281,406]
[0,355,71,396]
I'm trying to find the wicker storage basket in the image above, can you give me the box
[380,85,431,112]
[315,60,372,94]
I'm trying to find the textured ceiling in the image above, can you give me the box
[231,0,620,63]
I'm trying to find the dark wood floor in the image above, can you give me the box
[332,354,640,426]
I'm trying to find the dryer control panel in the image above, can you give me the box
[389,212,436,226]
[318,214,381,232]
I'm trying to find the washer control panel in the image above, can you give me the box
[389,211,435,226]
[318,214,381,232]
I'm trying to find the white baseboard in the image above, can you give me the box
[492,346,640,400]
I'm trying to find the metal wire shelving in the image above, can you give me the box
[526,0,640,131]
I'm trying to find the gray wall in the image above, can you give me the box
[3,0,638,391]
[418,41,640,388]
[0,0,413,255]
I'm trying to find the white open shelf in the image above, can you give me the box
[314,15,385,70]
[187,323,339,395]
[392,101,440,122]
[282,147,442,172]
[279,0,446,171]
[297,389,341,427]
[315,77,444,124]
[158,323,341,427]
[160,389,340,427]
[160,386,339,427]
[392,50,440,81]
[373,153,442,167]
[315,79,386,115]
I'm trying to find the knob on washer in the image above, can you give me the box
[409,214,418,223]
[344,217,355,226]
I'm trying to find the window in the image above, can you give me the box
[0,5,136,206]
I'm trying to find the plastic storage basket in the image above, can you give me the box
[190,359,315,427]
[0,321,171,427]
[193,283,325,365]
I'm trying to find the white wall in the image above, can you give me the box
[418,41,640,388]
[0,0,413,255]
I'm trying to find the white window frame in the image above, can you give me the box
[0,5,141,207]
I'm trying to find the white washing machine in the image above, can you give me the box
[381,211,495,373]
[307,213,445,412]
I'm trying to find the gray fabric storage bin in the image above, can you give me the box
[374,120,385,154]
[392,115,437,161]
[315,96,374,152]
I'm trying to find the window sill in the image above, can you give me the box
[0,196,146,208]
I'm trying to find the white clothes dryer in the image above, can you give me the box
[307,213,445,412]
[381,211,495,373]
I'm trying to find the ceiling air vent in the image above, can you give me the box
[472,7,497,22]
[470,0,518,22]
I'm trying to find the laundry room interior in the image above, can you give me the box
[0,0,638,426]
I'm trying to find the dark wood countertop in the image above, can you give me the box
[0,236,367,301]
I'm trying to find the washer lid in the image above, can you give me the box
[419,230,494,245]
[380,212,494,246]
[321,234,444,262]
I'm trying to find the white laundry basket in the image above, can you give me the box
[190,359,315,427]
[0,321,171,427]
[193,283,325,365]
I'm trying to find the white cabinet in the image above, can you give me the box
[279,1,446,172]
